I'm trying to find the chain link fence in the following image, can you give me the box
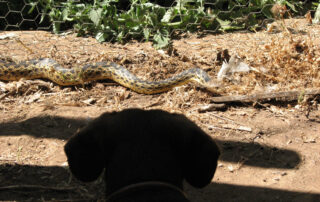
[0,1,317,46]
[0,0,51,31]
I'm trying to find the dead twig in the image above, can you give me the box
[0,93,8,100]
[0,184,77,192]
[210,113,243,126]
[220,124,252,132]
[209,113,252,132]
[15,39,34,54]
[210,89,320,103]
[198,103,227,113]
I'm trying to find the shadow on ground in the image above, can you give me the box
[0,164,318,202]
[0,115,307,201]
[0,115,301,169]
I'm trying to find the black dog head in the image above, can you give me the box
[64,108,220,200]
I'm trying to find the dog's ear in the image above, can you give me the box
[178,116,220,188]
[64,112,116,182]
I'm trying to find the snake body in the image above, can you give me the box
[0,58,211,94]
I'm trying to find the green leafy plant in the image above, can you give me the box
[26,0,312,49]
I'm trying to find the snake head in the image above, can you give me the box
[189,68,211,85]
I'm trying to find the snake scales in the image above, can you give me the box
[0,58,211,94]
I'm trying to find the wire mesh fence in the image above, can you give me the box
[0,1,317,45]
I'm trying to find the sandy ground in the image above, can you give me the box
[0,18,320,201]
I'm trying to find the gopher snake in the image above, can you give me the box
[0,58,211,94]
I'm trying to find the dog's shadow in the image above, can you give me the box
[0,109,309,201]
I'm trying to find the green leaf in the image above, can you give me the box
[162,8,173,23]
[143,28,150,41]
[216,18,244,31]
[153,30,170,49]
[53,22,61,34]
[285,1,297,12]
[28,2,37,14]
[89,8,103,26]
[61,8,69,21]
[95,32,107,42]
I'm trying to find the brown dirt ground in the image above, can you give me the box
[0,18,320,201]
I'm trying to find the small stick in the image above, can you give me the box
[210,113,242,126]
[210,89,320,103]
[15,39,34,54]
[198,103,227,113]
[221,124,252,132]
[209,113,252,132]
[0,184,77,192]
